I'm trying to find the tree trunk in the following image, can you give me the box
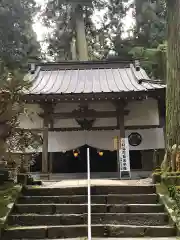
[166,0,180,148]
[75,4,88,61]
[135,0,143,34]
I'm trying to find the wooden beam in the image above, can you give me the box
[15,125,161,133]
[126,125,160,130]
[23,88,165,103]
[41,110,129,119]
[49,125,161,131]
[50,126,118,131]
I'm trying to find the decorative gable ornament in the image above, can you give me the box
[74,105,96,129]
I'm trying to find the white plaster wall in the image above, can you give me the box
[55,102,116,112]
[125,128,165,150]
[125,98,159,126]
[15,127,164,153]
[94,118,116,127]
[18,104,43,129]
[19,99,159,129]
[54,103,79,113]
[89,102,115,111]
[54,102,116,128]
[54,119,79,128]
[54,99,159,128]
[48,128,165,152]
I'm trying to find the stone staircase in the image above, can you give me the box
[2,185,176,239]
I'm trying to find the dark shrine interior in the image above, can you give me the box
[31,145,142,173]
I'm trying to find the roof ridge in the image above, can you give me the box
[29,61,132,71]
[29,59,135,66]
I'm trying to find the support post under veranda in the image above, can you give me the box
[113,100,126,178]
[42,115,49,174]
[49,120,54,179]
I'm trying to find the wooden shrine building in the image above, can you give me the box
[19,59,166,177]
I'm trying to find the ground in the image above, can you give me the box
[41,178,153,188]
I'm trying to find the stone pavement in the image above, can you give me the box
[42,178,152,188]
[32,171,152,182]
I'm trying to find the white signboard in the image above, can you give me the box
[119,138,131,179]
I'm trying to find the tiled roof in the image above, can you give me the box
[28,63,165,95]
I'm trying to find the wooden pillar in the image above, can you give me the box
[41,103,55,175]
[115,101,125,173]
[42,116,49,173]
[118,114,125,173]
[114,100,126,137]
[157,98,166,148]
[119,114,125,139]
[49,120,54,174]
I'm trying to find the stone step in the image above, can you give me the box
[18,194,158,204]
[4,239,178,240]
[3,238,178,240]
[13,203,165,214]
[3,224,176,239]
[8,213,169,226]
[22,185,156,196]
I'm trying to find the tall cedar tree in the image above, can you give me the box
[43,0,128,60]
[42,0,102,60]
[135,0,166,47]
[166,0,180,148]
[0,0,40,66]
[0,0,41,171]
[42,0,167,79]
[125,0,167,79]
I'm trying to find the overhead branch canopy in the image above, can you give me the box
[0,0,41,67]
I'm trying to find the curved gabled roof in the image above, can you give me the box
[27,61,165,95]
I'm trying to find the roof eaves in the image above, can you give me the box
[138,79,165,85]
[130,63,165,88]
[29,66,41,82]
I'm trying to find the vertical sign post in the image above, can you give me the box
[119,138,131,179]
[87,148,91,240]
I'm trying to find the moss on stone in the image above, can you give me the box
[0,183,21,226]
[156,182,180,233]
[156,183,169,195]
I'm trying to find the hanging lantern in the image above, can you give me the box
[98,150,104,157]
[73,149,79,158]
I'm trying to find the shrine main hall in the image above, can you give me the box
[18,59,165,179]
